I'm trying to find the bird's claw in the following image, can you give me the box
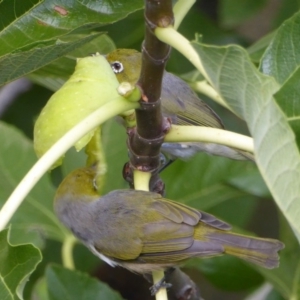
[150,278,172,296]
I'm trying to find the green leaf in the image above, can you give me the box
[31,277,49,300]
[46,265,122,300]
[274,66,300,148]
[266,288,286,300]
[0,281,12,300]
[33,54,121,167]
[192,43,300,242]
[0,0,143,87]
[0,33,104,87]
[257,216,300,299]
[162,156,260,210]
[219,0,268,28]
[261,11,300,148]
[100,9,145,49]
[0,0,143,57]
[260,11,300,84]
[0,228,42,300]
[101,119,130,194]
[190,256,264,291]
[0,121,65,245]
[29,34,116,92]
[227,170,270,198]
[247,31,276,63]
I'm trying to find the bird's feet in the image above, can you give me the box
[150,277,172,296]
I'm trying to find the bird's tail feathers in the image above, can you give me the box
[196,226,284,269]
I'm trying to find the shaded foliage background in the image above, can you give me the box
[0,0,300,299]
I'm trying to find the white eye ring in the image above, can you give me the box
[111,61,124,74]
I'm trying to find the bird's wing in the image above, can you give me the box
[91,190,231,261]
[139,240,224,263]
[91,191,145,260]
[161,72,224,128]
[156,198,232,230]
[140,196,231,254]
[91,190,196,260]
[93,232,143,261]
[137,193,197,254]
[91,191,195,259]
[141,220,195,254]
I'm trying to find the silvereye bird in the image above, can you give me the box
[106,49,254,162]
[54,166,284,275]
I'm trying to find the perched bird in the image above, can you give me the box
[54,166,284,275]
[106,49,254,162]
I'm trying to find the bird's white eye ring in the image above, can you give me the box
[111,61,124,74]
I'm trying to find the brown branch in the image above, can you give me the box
[123,2,202,296]
[126,0,174,191]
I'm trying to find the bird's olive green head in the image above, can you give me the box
[106,49,142,85]
[54,167,99,204]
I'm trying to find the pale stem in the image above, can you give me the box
[0,98,139,230]
[173,0,196,30]
[133,170,151,191]
[165,125,254,153]
[62,234,77,270]
[155,27,212,86]
[86,127,107,174]
[85,126,107,193]
[192,80,233,112]
[153,270,168,300]
[133,171,168,300]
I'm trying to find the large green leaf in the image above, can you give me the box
[189,256,263,291]
[0,122,65,245]
[0,0,143,57]
[0,228,42,300]
[274,67,300,148]
[260,11,300,85]
[257,216,300,299]
[266,289,286,300]
[260,12,300,148]
[0,33,103,87]
[0,0,143,87]
[162,154,265,216]
[46,265,122,300]
[192,43,300,242]
[247,31,276,63]
[33,53,121,166]
[30,278,49,300]
[29,34,116,92]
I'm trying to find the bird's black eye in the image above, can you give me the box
[111,61,124,74]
